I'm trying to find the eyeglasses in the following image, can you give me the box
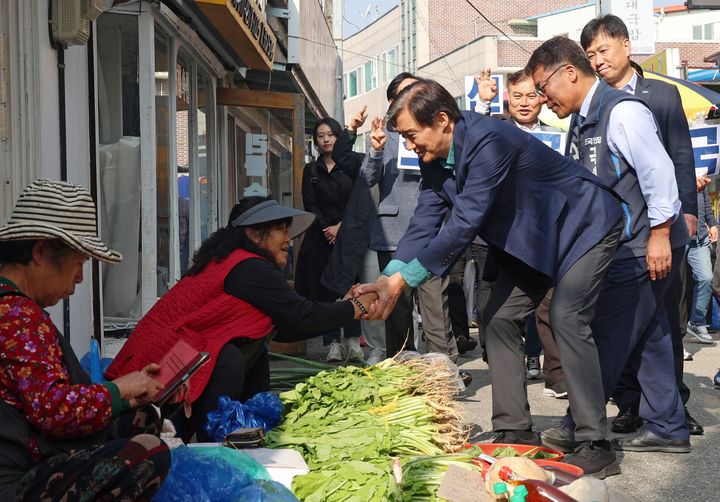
[535,64,569,97]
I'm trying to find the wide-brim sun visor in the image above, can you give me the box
[231,200,316,238]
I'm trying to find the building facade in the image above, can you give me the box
[0,0,341,357]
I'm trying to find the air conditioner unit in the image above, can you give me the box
[51,0,104,47]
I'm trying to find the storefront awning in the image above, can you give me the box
[193,0,276,71]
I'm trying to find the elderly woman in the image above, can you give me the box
[107,196,376,441]
[0,180,170,501]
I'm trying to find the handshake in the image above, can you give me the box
[343,272,409,321]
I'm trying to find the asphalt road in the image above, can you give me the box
[273,328,720,501]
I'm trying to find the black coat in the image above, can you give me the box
[295,132,364,300]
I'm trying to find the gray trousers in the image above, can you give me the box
[484,219,622,440]
[417,274,458,362]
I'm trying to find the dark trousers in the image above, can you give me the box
[448,257,470,340]
[18,407,170,502]
[566,247,688,440]
[485,219,622,440]
[613,255,692,411]
[471,243,494,349]
[524,313,542,356]
[186,341,270,442]
[378,250,417,356]
[534,289,565,386]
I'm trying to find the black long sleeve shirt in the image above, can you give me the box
[223,257,355,342]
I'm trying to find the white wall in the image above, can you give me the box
[654,8,720,42]
[535,6,596,41]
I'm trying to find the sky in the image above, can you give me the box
[342,0,688,39]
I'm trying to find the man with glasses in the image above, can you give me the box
[527,37,690,466]
[580,14,704,438]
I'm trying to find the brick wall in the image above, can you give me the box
[635,42,720,69]
[426,0,582,60]
[497,39,546,68]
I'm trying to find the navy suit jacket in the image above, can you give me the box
[393,111,624,282]
[635,76,697,218]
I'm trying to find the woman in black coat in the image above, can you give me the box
[295,117,365,362]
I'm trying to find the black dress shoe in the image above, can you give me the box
[611,405,643,434]
[685,408,704,436]
[456,336,477,354]
[612,428,690,453]
[493,429,542,446]
[714,369,720,386]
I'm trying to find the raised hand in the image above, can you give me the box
[474,68,498,102]
[369,116,387,151]
[348,105,369,131]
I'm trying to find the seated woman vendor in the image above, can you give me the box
[0,180,170,501]
[106,196,377,441]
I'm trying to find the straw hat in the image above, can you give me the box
[0,179,122,263]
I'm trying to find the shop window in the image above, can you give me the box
[155,30,171,296]
[176,50,192,275]
[198,72,211,241]
[226,107,295,277]
[96,13,143,321]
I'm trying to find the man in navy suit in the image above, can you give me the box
[355,79,625,476]
[527,37,690,461]
[579,15,703,436]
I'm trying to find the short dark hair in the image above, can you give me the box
[387,72,416,101]
[507,68,532,88]
[526,36,595,78]
[312,117,342,146]
[386,79,462,132]
[580,15,629,50]
[0,239,74,266]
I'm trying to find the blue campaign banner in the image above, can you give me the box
[528,131,566,154]
[465,75,504,115]
[397,137,420,170]
[689,125,720,177]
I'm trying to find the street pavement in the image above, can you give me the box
[272,328,720,501]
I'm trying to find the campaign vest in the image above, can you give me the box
[0,290,116,501]
[106,249,274,402]
[566,80,687,259]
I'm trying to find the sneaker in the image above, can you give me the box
[683,347,693,361]
[526,355,541,380]
[564,440,620,479]
[686,322,713,344]
[325,342,343,362]
[543,381,568,399]
[365,348,385,366]
[541,424,579,453]
[345,337,365,362]
[492,429,542,446]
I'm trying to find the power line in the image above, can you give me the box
[463,0,532,55]
[286,34,455,82]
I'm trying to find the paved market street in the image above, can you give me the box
[271,329,720,502]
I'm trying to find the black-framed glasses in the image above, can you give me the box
[535,64,569,97]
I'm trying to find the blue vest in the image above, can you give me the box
[566,81,687,259]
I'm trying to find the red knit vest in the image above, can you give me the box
[106,249,273,402]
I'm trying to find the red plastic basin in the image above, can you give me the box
[464,443,580,478]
